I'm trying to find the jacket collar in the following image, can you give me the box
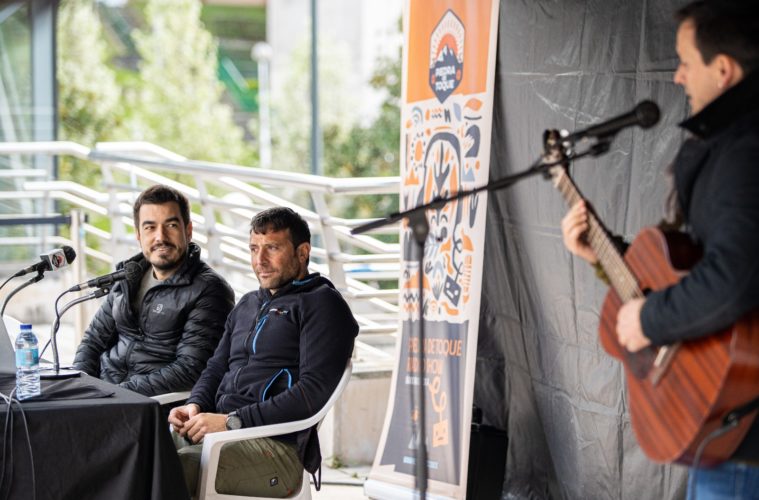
[259,272,326,299]
[680,70,759,139]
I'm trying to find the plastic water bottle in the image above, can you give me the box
[15,323,41,400]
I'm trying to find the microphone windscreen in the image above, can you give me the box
[124,261,143,281]
[635,101,660,129]
[62,245,77,264]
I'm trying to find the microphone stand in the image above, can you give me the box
[40,286,111,380]
[0,270,45,317]
[351,133,612,499]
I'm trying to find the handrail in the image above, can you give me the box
[0,140,400,369]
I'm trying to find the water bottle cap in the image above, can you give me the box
[20,324,32,330]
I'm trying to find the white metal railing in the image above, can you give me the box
[0,141,402,369]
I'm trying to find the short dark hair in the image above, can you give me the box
[676,1,759,73]
[133,185,191,227]
[250,207,311,249]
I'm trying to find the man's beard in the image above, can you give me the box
[149,247,186,272]
[256,264,300,291]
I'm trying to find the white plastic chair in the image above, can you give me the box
[151,391,192,405]
[196,361,353,500]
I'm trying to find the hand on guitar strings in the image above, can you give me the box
[617,298,652,352]
[561,200,599,264]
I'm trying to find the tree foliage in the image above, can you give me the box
[123,0,254,165]
[57,0,400,221]
[57,0,255,179]
[270,35,401,219]
[324,54,401,219]
[57,0,121,185]
[270,35,357,174]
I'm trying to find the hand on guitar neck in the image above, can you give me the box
[561,200,599,264]
[561,200,652,353]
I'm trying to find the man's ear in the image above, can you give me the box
[186,220,193,240]
[297,242,311,264]
[715,54,744,90]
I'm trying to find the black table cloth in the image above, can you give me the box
[0,374,189,500]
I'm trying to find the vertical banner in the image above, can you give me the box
[365,1,499,498]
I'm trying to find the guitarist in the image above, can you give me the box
[561,2,759,498]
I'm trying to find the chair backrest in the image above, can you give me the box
[196,360,353,500]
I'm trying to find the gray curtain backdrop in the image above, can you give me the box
[477,1,694,498]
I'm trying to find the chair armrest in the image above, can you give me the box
[197,420,320,500]
[151,391,191,405]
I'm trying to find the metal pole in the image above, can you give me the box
[310,0,321,176]
[252,42,272,170]
[70,209,86,344]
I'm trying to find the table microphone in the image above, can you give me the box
[14,246,77,277]
[68,262,142,292]
[0,246,78,316]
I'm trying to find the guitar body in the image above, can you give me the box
[598,227,759,465]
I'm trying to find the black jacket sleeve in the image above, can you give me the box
[119,276,234,395]
[185,307,236,411]
[72,292,118,376]
[641,135,759,344]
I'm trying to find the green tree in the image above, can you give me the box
[270,35,400,219]
[270,34,357,174]
[324,54,401,219]
[122,0,254,166]
[57,0,121,185]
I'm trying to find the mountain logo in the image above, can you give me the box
[429,10,465,103]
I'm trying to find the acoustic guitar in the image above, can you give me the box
[551,164,759,466]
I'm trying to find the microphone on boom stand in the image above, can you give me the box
[40,262,142,380]
[0,246,77,317]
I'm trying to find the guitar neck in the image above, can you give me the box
[552,167,641,301]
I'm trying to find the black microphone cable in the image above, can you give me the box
[0,275,17,295]
[39,289,70,361]
[0,390,13,499]
[0,389,36,500]
[0,271,45,317]
[39,287,110,362]
[687,396,759,500]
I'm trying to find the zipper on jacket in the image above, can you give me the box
[249,299,271,354]
[251,316,269,354]
[234,298,270,391]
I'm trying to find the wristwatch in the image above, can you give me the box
[225,411,243,431]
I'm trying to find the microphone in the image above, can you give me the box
[563,100,660,144]
[14,246,77,277]
[68,261,142,292]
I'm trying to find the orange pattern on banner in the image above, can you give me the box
[462,233,473,251]
[407,0,493,103]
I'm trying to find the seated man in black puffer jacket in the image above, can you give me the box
[73,184,235,396]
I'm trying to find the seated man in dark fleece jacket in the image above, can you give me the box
[73,184,234,396]
[169,207,358,498]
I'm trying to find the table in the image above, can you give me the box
[0,374,189,500]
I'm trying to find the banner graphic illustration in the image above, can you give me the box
[365,1,499,498]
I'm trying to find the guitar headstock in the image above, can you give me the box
[542,129,569,182]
